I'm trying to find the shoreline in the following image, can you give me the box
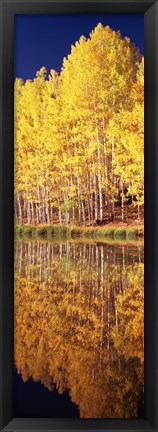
[15,222,144,242]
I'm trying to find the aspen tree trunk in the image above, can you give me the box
[64,194,69,226]
[45,198,50,224]
[35,203,38,224]
[98,155,103,221]
[72,205,75,224]
[17,193,22,225]
[90,194,94,225]
[137,195,140,220]
[86,176,91,225]
[50,204,53,224]
[37,178,42,223]
[45,178,50,224]
[77,179,81,224]
[102,113,108,207]
[86,197,91,225]
[86,84,97,224]
[94,97,103,221]
[42,199,45,223]
[31,200,34,224]
[42,186,46,223]
[58,198,62,224]
[81,201,86,225]
[111,95,115,220]
[24,191,27,223]
[89,165,94,224]
[72,123,79,224]
[70,172,75,223]
[67,183,70,224]
[14,202,18,224]
[78,201,81,224]
[27,200,31,224]
[121,183,124,222]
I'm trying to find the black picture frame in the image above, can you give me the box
[0,0,158,431]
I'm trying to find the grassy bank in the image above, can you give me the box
[15,223,144,241]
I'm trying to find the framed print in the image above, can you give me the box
[0,0,158,431]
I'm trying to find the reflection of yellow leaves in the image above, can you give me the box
[14,252,144,419]
[111,264,144,366]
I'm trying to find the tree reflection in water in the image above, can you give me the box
[14,240,144,418]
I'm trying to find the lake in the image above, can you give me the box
[14,239,144,418]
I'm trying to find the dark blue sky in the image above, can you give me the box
[14,14,144,81]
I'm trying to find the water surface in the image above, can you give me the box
[14,239,144,418]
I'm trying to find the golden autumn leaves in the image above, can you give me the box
[14,23,144,226]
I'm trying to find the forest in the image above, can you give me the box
[14,23,144,227]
